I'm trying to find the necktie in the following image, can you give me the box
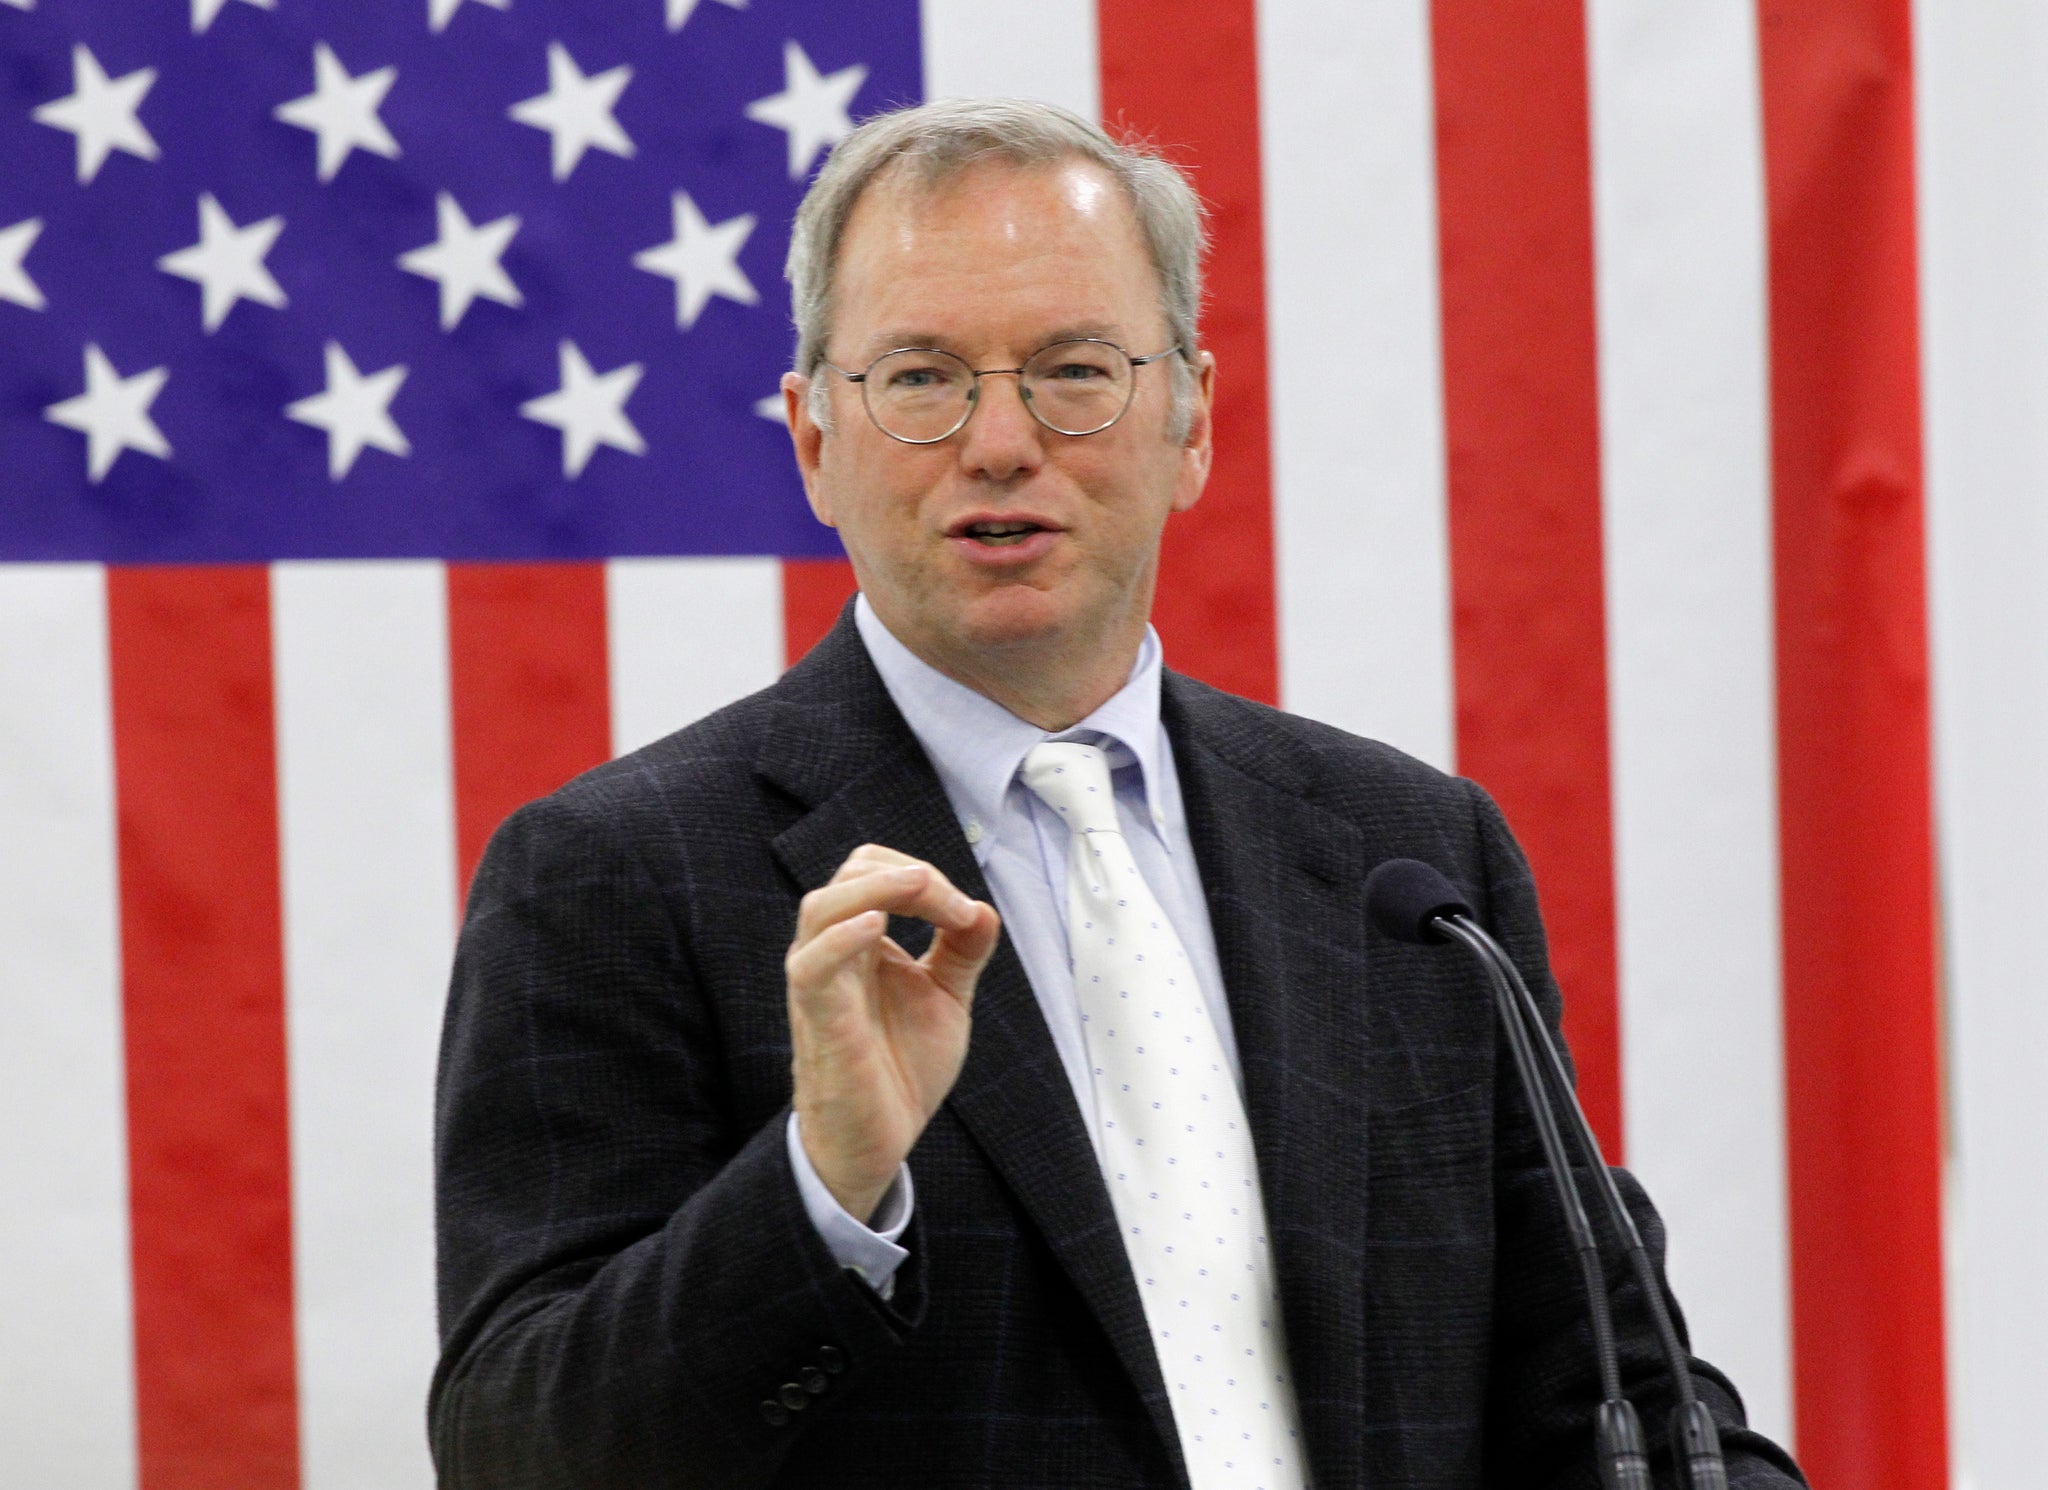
[1021,741,1310,1490]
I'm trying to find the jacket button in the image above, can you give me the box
[760,1399,790,1427]
[817,1345,847,1374]
[778,1383,808,1411]
[801,1367,828,1395]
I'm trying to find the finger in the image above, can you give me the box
[921,901,1002,998]
[828,842,922,883]
[795,864,935,942]
[825,841,953,889]
[889,866,984,933]
[799,859,983,941]
[784,909,888,1008]
[872,934,918,968]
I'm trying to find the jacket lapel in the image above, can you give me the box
[1163,674,1374,1486]
[758,618,1180,1470]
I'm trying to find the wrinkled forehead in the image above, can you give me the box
[831,156,1162,329]
[868,149,1128,218]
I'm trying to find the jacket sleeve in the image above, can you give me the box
[1463,779,1807,1490]
[429,789,926,1488]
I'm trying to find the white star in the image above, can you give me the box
[1,219,46,311]
[156,194,287,333]
[428,0,508,35]
[520,341,645,478]
[753,392,787,425]
[274,43,400,183]
[398,192,521,331]
[192,0,273,35]
[666,0,744,34]
[1,0,37,11]
[633,193,757,330]
[508,43,634,183]
[285,342,410,481]
[45,344,171,482]
[33,45,160,185]
[745,39,866,179]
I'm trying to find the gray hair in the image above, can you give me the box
[785,97,1207,436]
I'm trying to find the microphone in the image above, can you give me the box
[1364,858,1729,1490]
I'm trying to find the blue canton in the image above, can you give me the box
[0,0,919,562]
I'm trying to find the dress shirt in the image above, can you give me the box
[787,595,1243,1295]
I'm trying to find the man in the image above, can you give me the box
[431,99,1803,1489]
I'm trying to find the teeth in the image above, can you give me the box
[965,521,1041,545]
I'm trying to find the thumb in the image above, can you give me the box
[922,901,1001,997]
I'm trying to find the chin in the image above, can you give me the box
[950,585,1076,652]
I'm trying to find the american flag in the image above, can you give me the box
[0,1,2038,1487]
[2,0,900,553]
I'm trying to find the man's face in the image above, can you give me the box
[785,159,1215,678]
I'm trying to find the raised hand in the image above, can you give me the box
[786,843,1002,1222]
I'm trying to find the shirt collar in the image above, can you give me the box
[854,593,1169,845]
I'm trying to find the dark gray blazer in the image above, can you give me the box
[431,612,1803,1490]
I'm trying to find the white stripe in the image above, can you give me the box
[607,556,784,755]
[274,561,454,1490]
[0,564,137,1485]
[1262,0,1453,768]
[1585,0,1793,1445]
[1915,6,2048,1486]
[919,0,1098,119]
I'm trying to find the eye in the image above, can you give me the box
[871,352,966,392]
[1029,342,1125,384]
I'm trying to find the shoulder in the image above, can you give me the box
[534,695,808,884]
[1160,668,1485,824]
[470,687,803,916]
[1160,670,1536,935]
[563,685,779,816]
[476,614,900,888]
[517,615,884,839]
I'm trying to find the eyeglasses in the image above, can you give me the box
[818,339,1185,444]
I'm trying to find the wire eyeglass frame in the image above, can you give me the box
[818,338,1186,444]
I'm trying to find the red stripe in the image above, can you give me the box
[1428,2,1623,1152]
[1756,4,1948,1483]
[107,566,299,1490]
[446,563,612,897]
[1098,0,1278,705]
[781,556,859,665]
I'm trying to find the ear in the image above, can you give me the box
[1169,349,1217,515]
[784,371,837,527]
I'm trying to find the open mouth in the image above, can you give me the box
[962,520,1047,547]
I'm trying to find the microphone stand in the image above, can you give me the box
[1439,915,1730,1490]
[1430,916,1653,1490]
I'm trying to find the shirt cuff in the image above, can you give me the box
[784,1110,913,1299]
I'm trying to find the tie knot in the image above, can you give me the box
[1021,740,1121,836]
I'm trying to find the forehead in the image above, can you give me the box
[830,158,1164,353]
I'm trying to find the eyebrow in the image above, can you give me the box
[858,324,1131,358]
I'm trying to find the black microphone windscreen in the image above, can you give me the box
[1364,858,1474,945]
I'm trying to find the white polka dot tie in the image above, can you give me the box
[1022,741,1309,1490]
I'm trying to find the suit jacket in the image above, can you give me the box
[431,611,1803,1490]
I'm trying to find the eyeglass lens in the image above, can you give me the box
[862,340,1136,441]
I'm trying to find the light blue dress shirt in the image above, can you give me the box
[786,595,1243,1295]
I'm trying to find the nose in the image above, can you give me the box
[954,371,1044,483]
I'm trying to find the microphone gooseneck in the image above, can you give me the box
[1429,913,1649,1490]
[1459,921,1729,1490]
[1364,857,1728,1490]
